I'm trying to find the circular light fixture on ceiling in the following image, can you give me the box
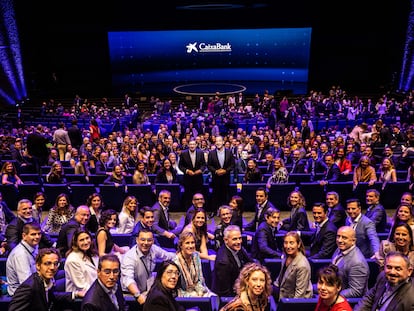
[176,4,245,10]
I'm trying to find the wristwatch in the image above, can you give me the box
[134,292,141,300]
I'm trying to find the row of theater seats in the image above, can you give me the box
[1,178,409,214]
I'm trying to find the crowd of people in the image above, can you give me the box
[1,86,414,310]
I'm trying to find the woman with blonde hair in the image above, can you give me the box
[279,189,310,232]
[117,195,139,233]
[174,231,215,297]
[220,262,272,311]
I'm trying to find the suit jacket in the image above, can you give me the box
[354,273,414,311]
[65,250,99,292]
[309,220,337,259]
[332,245,369,298]
[365,203,388,233]
[251,221,282,262]
[327,204,347,228]
[244,200,276,233]
[152,201,180,236]
[323,163,341,182]
[5,217,53,250]
[67,125,83,149]
[56,218,81,257]
[275,252,313,299]
[289,159,306,174]
[207,147,235,186]
[346,215,380,258]
[280,207,310,232]
[143,284,185,311]
[9,272,73,311]
[26,131,50,164]
[212,244,253,297]
[81,279,127,311]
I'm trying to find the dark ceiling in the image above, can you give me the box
[12,1,412,97]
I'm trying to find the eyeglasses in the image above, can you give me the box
[102,269,120,275]
[43,261,60,268]
[165,270,180,277]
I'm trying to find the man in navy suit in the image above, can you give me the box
[81,254,127,311]
[207,135,235,215]
[179,139,206,209]
[309,202,337,259]
[9,247,81,311]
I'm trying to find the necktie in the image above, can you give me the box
[109,289,119,310]
[333,252,344,266]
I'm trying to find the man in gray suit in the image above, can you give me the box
[345,198,380,258]
[354,252,414,311]
[332,226,369,298]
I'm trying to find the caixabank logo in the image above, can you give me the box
[186,42,232,53]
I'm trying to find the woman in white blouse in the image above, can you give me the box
[117,195,139,234]
[65,229,99,292]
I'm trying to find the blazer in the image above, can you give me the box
[56,218,81,257]
[251,221,282,262]
[5,217,53,250]
[323,163,341,182]
[207,147,235,185]
[143,285,185,311]
[275,252,313,300]
[280,207,310,232]
[309,220,337,259]
[365,203,388,233]
[9,272,73,311]
[346,215,380,258]
[64,250,99,292]
[332,245,369,298]
[354,273,414,311]
[178,149,206,188]
[152,201,180,236]
[212,244,253,297]
[327,204,347,228]
[244,200,277,233]
[81,279,127,311]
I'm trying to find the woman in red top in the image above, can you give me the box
[334,146,352,177]
[89,118,101,143]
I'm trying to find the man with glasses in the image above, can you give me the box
[121,228,176,305]
[9,247,83,310]
[81,254,127,311]
[184,193,206,226]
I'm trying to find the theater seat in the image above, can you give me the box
[277,297,361,311]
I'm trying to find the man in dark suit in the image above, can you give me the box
[244,187,277,233]
[304,148,327,181]
[318,153,340,187]
[207,135,235,215]
[67,118,83,150]
[179,139,206,209]
[81,254,127,311]
[309,202,337,259]
[364,189,388,233]
[354,252,414,311]
[152,190,181,240]
[211,225,253,297]
[9,247,81,311]
[56,205,91,257]
[325,191,347,229]
[289,149,306,174]
[26,124,50,173]
[6,199,53,250]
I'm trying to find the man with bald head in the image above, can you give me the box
[331,225,369,298]
[56,205,91,257]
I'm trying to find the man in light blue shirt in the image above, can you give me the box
[121,228,176,305]
[6,222,41,295]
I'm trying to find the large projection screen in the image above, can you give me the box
[108,28,312,97]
